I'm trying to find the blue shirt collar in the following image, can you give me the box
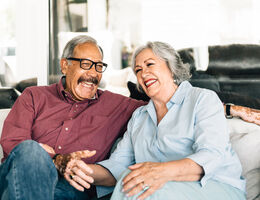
[144,81,192,124]
[170,81,192,105]
[146,80,192,109]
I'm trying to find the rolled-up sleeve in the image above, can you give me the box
[187,90,229,186]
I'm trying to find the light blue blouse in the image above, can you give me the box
[98,81,245,196]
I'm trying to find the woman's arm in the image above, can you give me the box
[161,158,204,181]
[89,164,116,186]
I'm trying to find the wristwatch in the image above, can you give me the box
[225,103,234,119]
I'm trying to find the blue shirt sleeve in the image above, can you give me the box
[187,90,229,186]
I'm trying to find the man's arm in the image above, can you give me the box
[0,89,35,160]
[224,104,260,125]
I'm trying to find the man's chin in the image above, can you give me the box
[75,85,97,100]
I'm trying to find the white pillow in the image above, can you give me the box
[227,118,260,200]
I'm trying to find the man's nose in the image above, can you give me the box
[86,64,98,75]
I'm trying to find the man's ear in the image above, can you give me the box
[60,58,68,75]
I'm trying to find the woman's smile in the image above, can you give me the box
[144,79,157,88]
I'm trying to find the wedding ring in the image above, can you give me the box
[142,183,149,191]
[70,174,75,179]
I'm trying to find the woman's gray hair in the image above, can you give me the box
[131,41,191,88]
[61,35,103,60]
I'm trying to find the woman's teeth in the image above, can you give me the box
[145,80,157,87]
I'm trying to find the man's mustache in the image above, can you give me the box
[78,76,99,85]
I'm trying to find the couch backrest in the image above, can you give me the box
[207,44,260,78]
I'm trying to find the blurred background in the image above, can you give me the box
[0,0,260,86]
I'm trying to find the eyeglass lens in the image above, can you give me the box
[81,60,105,72]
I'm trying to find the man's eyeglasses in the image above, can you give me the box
[66,57,107,73]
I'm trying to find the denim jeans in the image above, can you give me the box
[0,140,91,200]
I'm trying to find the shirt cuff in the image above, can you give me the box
[187,150,222,186]
[96,185,114,198]
[98,159,128,181]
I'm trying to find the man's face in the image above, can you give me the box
[60,42,103,100]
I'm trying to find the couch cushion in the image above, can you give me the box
[0,88,20,109]
[227,118,260,200]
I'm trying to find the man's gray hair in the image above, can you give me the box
[131,41,191,87]
[61,35,103,59]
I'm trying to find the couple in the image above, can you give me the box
[0,35,246,200]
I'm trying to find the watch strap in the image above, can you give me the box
[225,103,234,119]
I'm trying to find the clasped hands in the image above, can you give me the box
[40,143,96,191]
[122,162,169,200]
[40,143,169,199]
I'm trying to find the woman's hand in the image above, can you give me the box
[122,162,168,200]
[53,150,96,191]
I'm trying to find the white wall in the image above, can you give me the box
[109,0,260,49]
[16,0,49,85]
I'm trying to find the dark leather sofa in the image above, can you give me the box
[178,44,260,99]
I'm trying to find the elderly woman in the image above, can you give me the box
[55,41,246,200]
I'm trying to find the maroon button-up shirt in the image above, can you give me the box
[0,78,145,163]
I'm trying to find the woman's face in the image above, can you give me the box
[134,48,175,100]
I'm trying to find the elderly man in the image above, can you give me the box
[0,35,144,200]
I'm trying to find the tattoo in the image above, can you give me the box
[53,154,72,175]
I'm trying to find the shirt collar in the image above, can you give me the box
[144,80,192,112]
[169,80,192,105]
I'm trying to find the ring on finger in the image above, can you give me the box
[142,182,149,191]
[70,174,76,180]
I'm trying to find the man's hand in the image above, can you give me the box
[39,143,56,154]
[53,150,96,191]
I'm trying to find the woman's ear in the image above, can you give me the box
[60,58,68,75]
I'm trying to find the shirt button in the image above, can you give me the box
[74,110,77,112]
[65,127,69,131]
[75,104,78,108]
[58,146,62,149]
[70,118,73,120]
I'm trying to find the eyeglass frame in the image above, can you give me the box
[66,57,108,73]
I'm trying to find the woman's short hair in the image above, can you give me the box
[131,41,191,87]
[61,35,103,60]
